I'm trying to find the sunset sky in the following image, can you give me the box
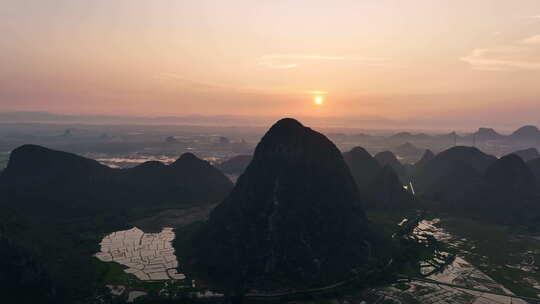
[1,0,540,128]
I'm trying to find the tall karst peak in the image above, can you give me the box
[193,118,382,291]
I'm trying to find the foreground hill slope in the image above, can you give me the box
[194,118,383,290]
[0,145,233,303]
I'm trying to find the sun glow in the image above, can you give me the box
[314,96,324,105]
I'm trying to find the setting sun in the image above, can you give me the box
[314,96,324,105]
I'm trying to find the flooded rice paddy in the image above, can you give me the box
[95,227,185,281]
[376,219,531,304]
[94,215,540,303]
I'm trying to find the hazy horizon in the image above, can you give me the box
[0,110,538,133]
[2,0,540,129]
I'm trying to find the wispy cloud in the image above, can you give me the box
[461,35,540,71]
[521,15,540,21]
[522,35,540,45]
[256,54,389,69]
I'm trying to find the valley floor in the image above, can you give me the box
[335,218,540,304]
[94,207,540,304]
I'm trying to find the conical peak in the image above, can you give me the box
[255,118,339,161]
[349,146,372,158]
[178,152,198,162]
[266,118,305,134]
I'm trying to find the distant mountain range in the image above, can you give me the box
[388,125,540,142]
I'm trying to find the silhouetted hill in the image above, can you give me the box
[413,146,496,195]
[437,131,459,141]
[415,149,435,169]
[511,125,540,141]
[465,155,539,221]
[509,148,540,162]
[0,145,233,213]
[422,161,484,204]
[374,151,407,182]
[473,128,504,141]
[193,118,383,291]
[366,165,415,210]
[413,147,540,223]
[217,154,252,175]
[527,158,540,183]
[390,132,431,141]
[484,154,537,196]
[343,147,413,210]
[394,142,422,155]
[343,147,381,192]
[0,145,234,302]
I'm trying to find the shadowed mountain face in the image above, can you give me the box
[509,148,540,162]
[0,145,234,302]
[528,158,540,183]
[374,151,407,182]
[344,147,413,210]
[0,145,222,304]
[416,150,539,221]
[217,154,252,175]
[464,155,539,221]
[413,146,497,194]
[343,147,381,192]
[511,125,540,141]
[415,149,435,169]
[0,145,233,214]
[194,119,381,290]
[484,154,537,198]
[422,161,484,205]
[366,165,414,210]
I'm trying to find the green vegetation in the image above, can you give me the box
[0,200,211,304]
[94,259,133,285]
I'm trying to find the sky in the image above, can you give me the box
[1,0,540,129]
